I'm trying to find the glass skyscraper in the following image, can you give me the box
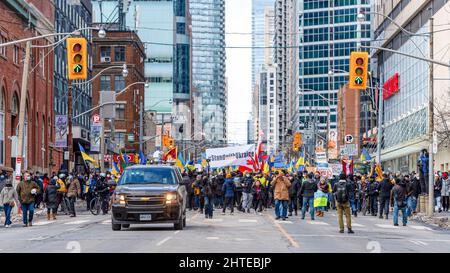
[298,0,371,134]
[190,0,227,145]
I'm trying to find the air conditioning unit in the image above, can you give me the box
[101,56,111,63]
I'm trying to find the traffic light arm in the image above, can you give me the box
[72,64,131,85]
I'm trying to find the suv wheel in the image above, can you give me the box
[183,216,186,227]
[112,223,121,231]
[174,215,184,230]
[122,224,130,228]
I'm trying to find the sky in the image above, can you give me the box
[225,0,252,145]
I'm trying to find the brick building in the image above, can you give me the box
[92,28,145,159]
[337,84,361,159]
[0,0,55,175]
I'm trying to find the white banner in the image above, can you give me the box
[206,144,255,169]
[55,115,68,148]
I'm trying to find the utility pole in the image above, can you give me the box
[139,100,143,152]
[15,41,31,187]
[376,70,384,164]
[326,107,330,161]
[428,17,434,217]
[100,118,105,172]
[67,81,73,172]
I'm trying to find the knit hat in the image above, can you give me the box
[443,172,448,179]
[226,173,232,179]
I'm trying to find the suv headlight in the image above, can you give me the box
[165,193,177,204]
[113,194,126,206]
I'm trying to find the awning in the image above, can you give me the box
[379,137,428,162]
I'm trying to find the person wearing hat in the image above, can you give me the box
[441,172,450,212]
[221,173,236,215]
[16,172,40,227]
[66,175,81,217]
[44,177,59,220]
[0,179,19,227]
[271,170,291,220]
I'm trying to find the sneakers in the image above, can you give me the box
[339,230,344,233]
[5,225,9,228]
[28,222,32,227]
[275,216,281,220]
[288,212,293,216]
[247,209,251,213]
[403,223,407,226]
[385,215,388,220]
[301,217,305,220]
[282,217,286,221]
[230,212,234,215]
[23,223,27,227]
[294,211,298,216]
[394,223,399,226]
[221,212,226,215]
[348,229,354,234]
[379,215,383,219]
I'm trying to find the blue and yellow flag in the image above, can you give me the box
[360,148,372,161]
[185,160,195,171]
[78,143,98,167]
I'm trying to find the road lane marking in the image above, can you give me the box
[101,220,111,225]
[204,218,223,222]
[291,234,368,239]
[235,238,253,241]
[267,215,299,248]
[376,224,399,229]
[409,225,432,231]
[64,220,90,225]
[238,219,258,223]
[156,237,172,246]
[174,230,181,234]
[33,221,52,226]
[275,220,293,224]
[352,223,365,227]
[307,221,329,225]
[409,240,428,246]
[28,236,50,241]
[206,237,219,240]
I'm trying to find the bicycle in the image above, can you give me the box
[59,194,71,215]
[90,192,102,215]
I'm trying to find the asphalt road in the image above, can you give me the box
[1,207,450,253]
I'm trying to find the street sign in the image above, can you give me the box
[345,135,354,144]
[345,144,358,156]
[92,114,101,124]
[316,152,327,162]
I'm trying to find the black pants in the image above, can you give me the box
[187,193,193,209]
[442,196,450,211]
[289,195,298,213]
[420,172,428,194]
[85,192,93,210]
[370,195,378,215]
[253,198,263,212]
[223,196,234,213]
[47,208,57,214]
[68,196,77,216]
[379,196,390,216]
[101,194,109,214]
[235,191,242,210]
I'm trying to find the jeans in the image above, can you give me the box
[275,199,288,218]
[301,197,315,219]
[214,194,223,208]
[288,196,298,213]
[337,202,352,231]
[204,196,214,217]
[435,196,442,211]
[21,203,35,224]
[242,192,253,210]
[194,195,201,209]
[349,197,357,213]
[223,196,234,213]
[370,195,378,215]
[379,196,390,216]
[68,196,77,216]
[406,196,417,216]
[393,201,408,225]
[3,204,12,225]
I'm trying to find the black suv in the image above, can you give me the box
[111,165,187,231]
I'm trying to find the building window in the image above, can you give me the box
[116,104,125,120]
[0,34,6,57]
[100,47,111,62]
[114,75,125,92]
[114,46,125,62]
[100,75,111,91]
[176,22,186,34]
[13,45,19,64]
[116,133,125,149]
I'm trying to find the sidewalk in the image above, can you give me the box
[412,211,450,229]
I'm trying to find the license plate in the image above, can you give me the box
[139,214,152,221]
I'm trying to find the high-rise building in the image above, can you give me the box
[190,0,227,146]
[54,0,93,172]
[298,0,371,158]
[274,0,298,155]
[372,0,450,172]
[252,0,275,85]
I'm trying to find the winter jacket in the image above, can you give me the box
[234,177,243,192]
[183,176,193,195]
[66,178,81,198]
[242,176,253,194]
[252,184,264,200]
[0,186,19,205]
[215,176,225,195]
[300,179,318,198]
[16,180,40,204]
[222,178,236,198]
[367,181,379,196]
[57,178,67,193]
[271,175,291,201]
[44,180,59,209]
[441,178,450,197]
[288,177,301,197]
[378,179,394,198]
[392,181,407,206]
[407,178,419,198]
[434,179,442,197]
[318,182,330,194]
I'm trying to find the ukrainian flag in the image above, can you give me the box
[78,143,98,167]
[360,148,372,162]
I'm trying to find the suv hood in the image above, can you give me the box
[115,184,178,195]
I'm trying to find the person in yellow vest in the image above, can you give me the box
[56,173,67,214]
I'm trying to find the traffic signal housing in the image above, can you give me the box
[349,51,369,90]
[67,37,88,80]
[292,132,302,152]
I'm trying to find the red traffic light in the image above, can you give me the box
[73,43,82,52]
[356,57,364,65]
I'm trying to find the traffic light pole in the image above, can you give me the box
[15,41,31,187]
[67,80,74,173]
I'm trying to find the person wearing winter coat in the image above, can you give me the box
[192,175,203,212]
[66,175,81,217]
[300,173,318,220]
[241,172,254,213]
[406,173,419,217]
[214,173,225,209]
[441,172,450,212]
[366,176,379,216]
[222,173,236,215]
[271,170,291,220]
[378,174,394,219]
[346,174,357,217]
[252,179,265,213]
[44,179,60,220]
[288,174,301,216]
[333,173,354,234]
[391,178,408,226]
[434,174,442,213]
[316,176,330,217]
[16,172,40,227]
[203,179,215,219]
[0,179,19,227]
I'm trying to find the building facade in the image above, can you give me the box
[54,0,93,172]
[0,0,54,174]
[190,0,227,146]
[91,28,145,156]
[274,0,298,155]
[372,0,450,173]
[298,0,371,153]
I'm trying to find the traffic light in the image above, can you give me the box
[162,135,169,147]
[292,132,301,152]
[67,37,88,80]
[349,51,369,90]
[169,138,175,148]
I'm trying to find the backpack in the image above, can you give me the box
[335,181,348,203]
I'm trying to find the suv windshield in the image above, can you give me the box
[118,168,177,185]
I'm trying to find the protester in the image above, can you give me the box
[315,176,329,217]
[434,174,442,213]
[288,173,301,216]
[242,172,254,213]
[392,178,408,226]
[66,174,81,217]
[333,173,354,234]
[378,173,394,219]
[271,170,291,220]
[44,178,59,220]
[252,179,264,214]
[16,172,40,227]
[441,172,450,212]
[222,173,236,215]
[0,179,19,227]
[300,173,318,220]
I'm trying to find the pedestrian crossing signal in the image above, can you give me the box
[67,37,88,80]
[349,51,368,90]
